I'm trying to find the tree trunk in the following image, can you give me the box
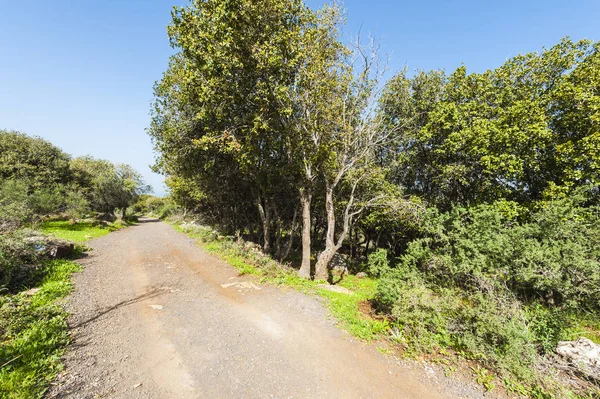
[272,203,283,260]
[314,186,337,278]
[122,207,127,220]
[257,197,271,253]
[280,205,299,263]
[298,188,312,279]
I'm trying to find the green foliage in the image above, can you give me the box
[0,131,146,232]
[63,190,90,221]
[382,39,600,209]
[403,190,600,311]
[0,180,32,232]
[0,259,81,399]
[0,130,73,190]
[526,304,571,355]
[0,230,47,292]
[0,179,93,233]
[367,248,390,278]
[133,195,178,219]
[70,157,150,215]
[373,190,600,393]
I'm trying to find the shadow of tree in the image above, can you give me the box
[72,287,166,329]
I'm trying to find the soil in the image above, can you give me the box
[46,218,497,398]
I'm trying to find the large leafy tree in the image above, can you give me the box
[382,38,600,209]
[0,130,73,189]
[150,0,311,251]
[71,156,149,217]
[150,0,399,278]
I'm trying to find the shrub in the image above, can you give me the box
[63,190,90,221]
[0,180,31,233]
[0,230,46,292]
[373,188,600,392]
[367,248,390,278]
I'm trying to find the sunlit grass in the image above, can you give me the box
[40,220,126,243]
[0,259,81,399]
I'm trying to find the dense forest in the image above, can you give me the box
[148,0,600,396]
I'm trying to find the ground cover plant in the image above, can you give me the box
[0,259,81,399]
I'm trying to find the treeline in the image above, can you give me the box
[149,0,599,395]
[149,0,598,277]
[0,130,149,233]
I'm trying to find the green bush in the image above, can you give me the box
[63,190,90,221]
[156,203,178,219]
[373,188,600,393]
[0,179,90,231]
[132,195,178,219]
[367,248,391,278]
[398,190,600,311]
[0,180,32,233]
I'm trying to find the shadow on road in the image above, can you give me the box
[72,288,166,329]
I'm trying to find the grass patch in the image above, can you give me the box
[317,276,389,340]
[40,220,128,243]
[0,259,81,399]
[174,222,388,341]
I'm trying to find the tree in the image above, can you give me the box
[150,0,400,278]
[70,156,149,217]
[150,0,338,269]
[0,130,73,189]
[381,38,600,209]
[310,37,396,278]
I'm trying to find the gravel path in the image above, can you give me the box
[47,218,490,398]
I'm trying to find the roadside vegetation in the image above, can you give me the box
[0,130,148,398]
[147,0,600,397]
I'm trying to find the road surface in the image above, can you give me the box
[47,218,483,399]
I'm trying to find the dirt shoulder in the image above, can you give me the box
[47,218,491,398]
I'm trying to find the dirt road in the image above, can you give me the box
[48,219,482,398]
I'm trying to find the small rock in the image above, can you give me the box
[221,281,262,290]
[316,284,353,295]
[148,305,163,310]
[356,272,367,278]
[133,383,142,388]
[22,288,41,296]
[556,337,600,379]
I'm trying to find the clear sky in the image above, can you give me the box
[1,1,599,195]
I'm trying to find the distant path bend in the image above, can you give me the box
[47,218,469,399]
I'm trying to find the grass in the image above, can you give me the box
[317,275,389,340]
[0,219,127,398]
[0,259,81,399]
[40,220,129,243]
[175,222,388,341]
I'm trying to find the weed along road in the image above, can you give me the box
[48,218,456,399]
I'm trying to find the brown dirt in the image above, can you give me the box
[46,218,495,398]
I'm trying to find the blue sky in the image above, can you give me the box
[1,1,599,195]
